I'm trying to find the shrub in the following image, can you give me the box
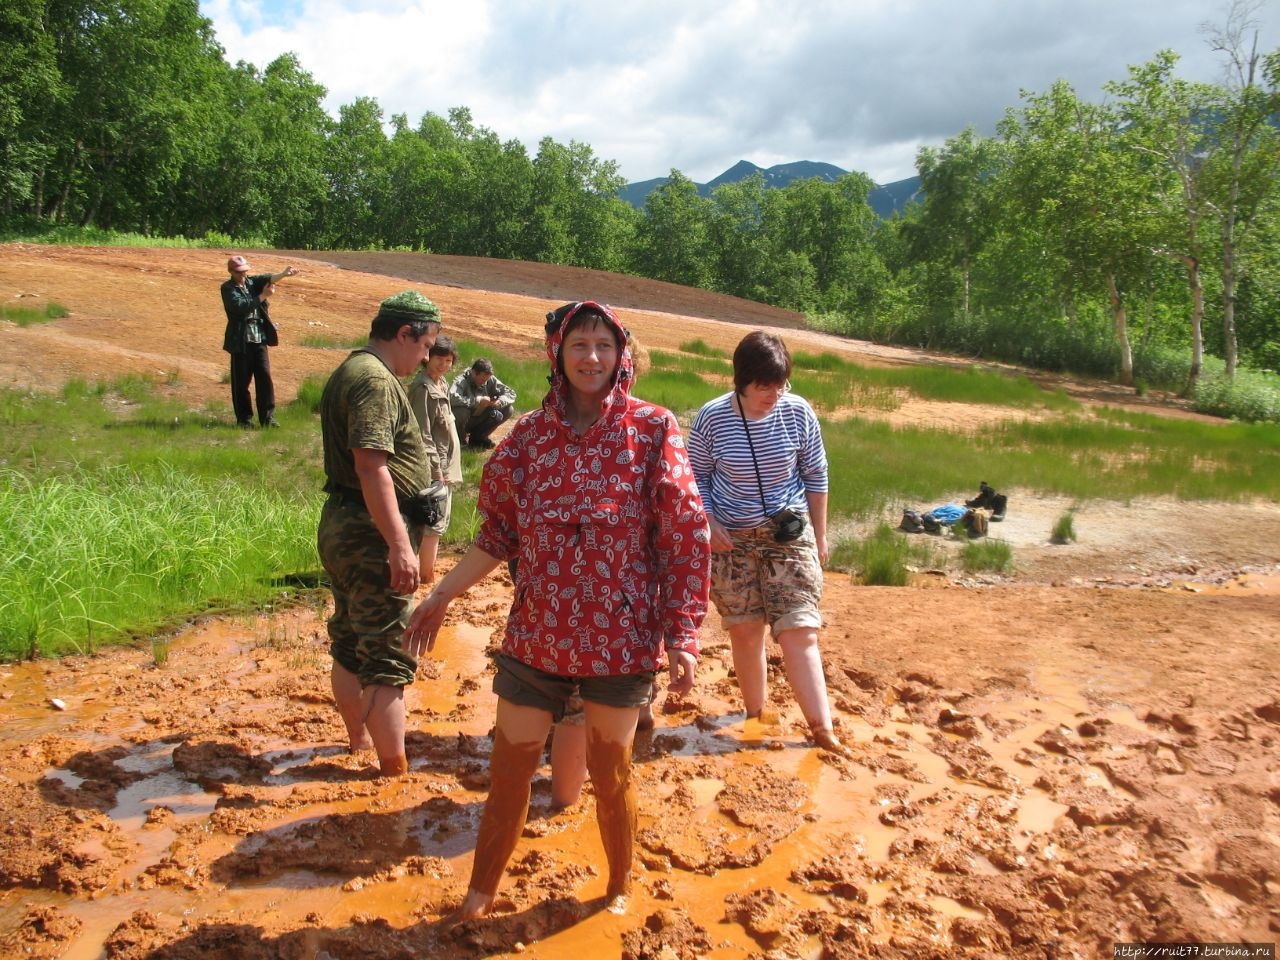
[1050,511,1077,544]
[960,538,1013,573]
[1192,368,1280,423]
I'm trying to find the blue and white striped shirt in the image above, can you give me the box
[687,391,829,530]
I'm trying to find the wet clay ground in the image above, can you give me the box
[2,246,1280,958]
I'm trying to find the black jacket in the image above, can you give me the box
[221,274,275,353]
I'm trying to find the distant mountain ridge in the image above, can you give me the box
[619,160,921,218]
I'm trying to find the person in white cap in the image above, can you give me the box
[220,254,298,428]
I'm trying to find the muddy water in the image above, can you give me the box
[0,603,1220,958]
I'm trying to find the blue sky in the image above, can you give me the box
[199,0,1280,186]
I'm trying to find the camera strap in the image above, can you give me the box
[737,393,772,524]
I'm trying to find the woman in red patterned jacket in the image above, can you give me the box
[405,300,710,921]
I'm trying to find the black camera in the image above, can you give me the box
[770,508,806,543]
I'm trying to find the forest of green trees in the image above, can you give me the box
[3,0,1279,415]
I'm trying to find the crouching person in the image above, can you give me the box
[449,357,517,449]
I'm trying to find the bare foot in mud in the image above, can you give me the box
[605,893,629,915]
[810,727,850,757]
[377,755,408,777]
[447,889,495,925]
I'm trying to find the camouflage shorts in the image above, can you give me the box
[710,522,823,636]
[318,498,423,687]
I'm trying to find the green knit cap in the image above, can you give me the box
[377,290,441,323]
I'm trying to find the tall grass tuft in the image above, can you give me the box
[961,539,1014,573]
[835,522,942,586]
[0,465,319,659]
[1050,511,1077,544]
[1,302,69,327]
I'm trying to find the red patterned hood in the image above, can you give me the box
[542,300,634,422]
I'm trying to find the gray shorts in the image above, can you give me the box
[492,654,655,722]
[709,522,823,637]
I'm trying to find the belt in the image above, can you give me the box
[327,485,438,513]
[328,485,369,510]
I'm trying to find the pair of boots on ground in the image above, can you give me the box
[965,481,1007,521]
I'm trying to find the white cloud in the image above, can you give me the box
[200,0,1280,186]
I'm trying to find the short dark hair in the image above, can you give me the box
[471,357,494,375]
[732,330,791,393]
[555,307,624,378]
[369,313,439,342]
[429,336,458,361]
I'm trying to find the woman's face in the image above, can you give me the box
[739,379,789,419]
[560,317,620,399]
[427,352,455,380]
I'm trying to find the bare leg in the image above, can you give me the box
[636,701,655,731]
[331,662,373,751]
[728,622,769,717]
[775,627,842,751]
[549,722,587,809]
[583,701,640,907]
[360,683,409,776]
[418,532,440,583]
[454,700,552,921]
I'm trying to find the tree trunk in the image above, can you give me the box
[1221,217,1239,378]
[1106,272,1134,387]
[1176,253,1205,397]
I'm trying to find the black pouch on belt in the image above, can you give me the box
[400,481,446,526]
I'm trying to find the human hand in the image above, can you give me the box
[389,544,419,597]
[667,650,697,695]
[404,591,451,657]
[282,265,298,277]
[708,517,733,553]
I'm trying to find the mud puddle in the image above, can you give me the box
[1,603,1197,960]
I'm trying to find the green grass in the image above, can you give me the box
[961,538,1014,573]
[832,522,944,585]
[1051,510,1077,544]
[0,464,319,658]
[1,301,68,326]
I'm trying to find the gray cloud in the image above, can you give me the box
[207,0,1280,185]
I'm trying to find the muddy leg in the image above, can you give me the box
[583,702,640,907]
[454,700,551,921]
[331,662,374,752]
[776,627,843,752]
[359,683,410,776]
[418,532,440,584]
[728,622,769,717]
[549,721,587,810]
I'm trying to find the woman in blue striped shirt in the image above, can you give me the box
[687,331,843,753]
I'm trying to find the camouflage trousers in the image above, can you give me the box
[710,522,823,636]
[318,498,424,688]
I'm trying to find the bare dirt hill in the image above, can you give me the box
[1,244,1278,959]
